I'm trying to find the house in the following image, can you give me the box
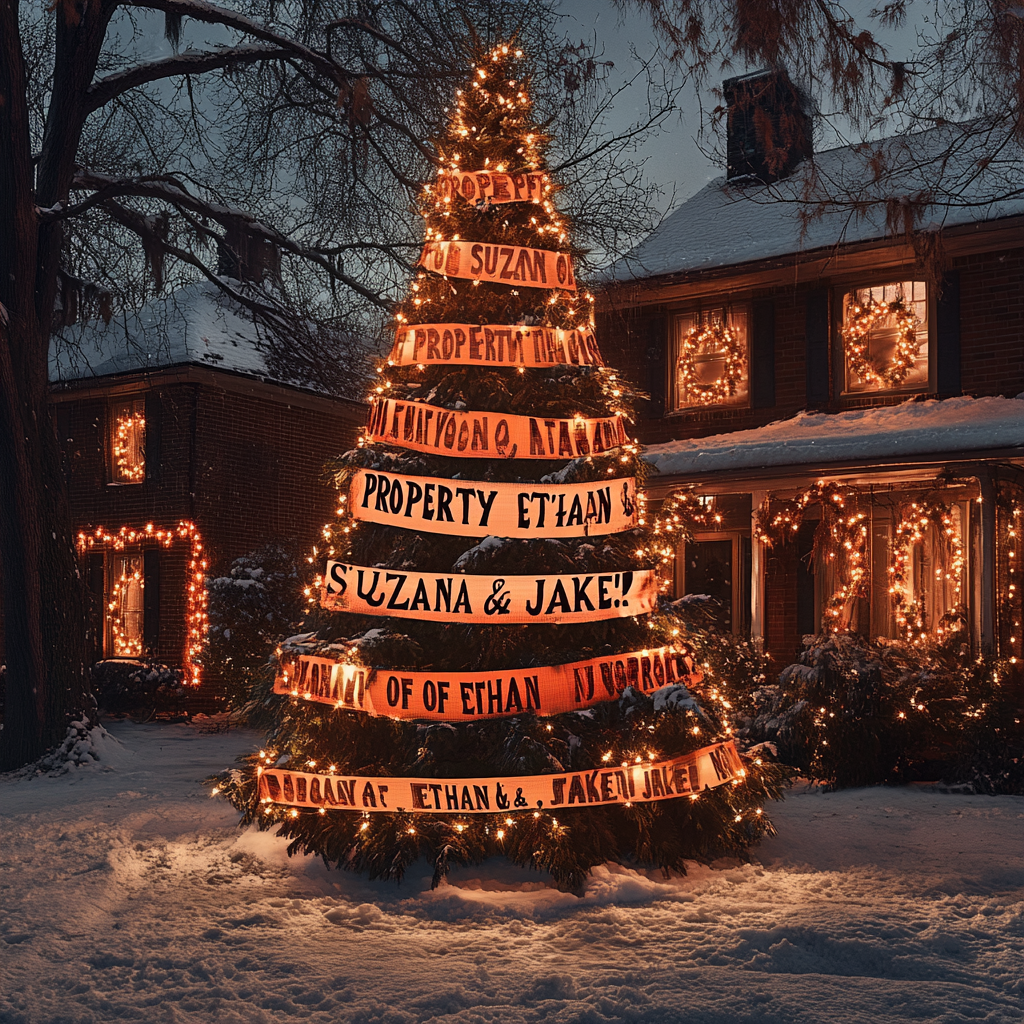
[599,70,1024,668]
[44,280,367,690]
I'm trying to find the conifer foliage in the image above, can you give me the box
[217,44,785,892]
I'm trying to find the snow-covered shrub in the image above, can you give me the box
[735,633,1024,792]
[202,543,308,709]
[7,714,112,777]
[91,659,187,716]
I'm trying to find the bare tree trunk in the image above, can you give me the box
[0,1,90,769]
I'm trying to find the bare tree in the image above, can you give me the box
[0,0,678,768]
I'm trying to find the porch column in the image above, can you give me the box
[750,489,767,646]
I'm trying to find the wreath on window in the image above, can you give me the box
[842,296,921,389]
[676,320,745,406]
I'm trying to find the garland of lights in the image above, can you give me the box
[1000,500,1022,664]
[755,481,868,630]
[113,412,146,482]
[842,296,921,389]
[77,521,208,685]
[888,500,965,643]
[109,565,144,657]
[676,320,746,406]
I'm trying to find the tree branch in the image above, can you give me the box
[85,44,294,113]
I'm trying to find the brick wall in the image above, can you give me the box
[599,244,1024,447]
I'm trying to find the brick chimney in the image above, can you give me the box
[723,69,812,183]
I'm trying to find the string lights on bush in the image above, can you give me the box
[843,296,922,389]
[77,521,208,684]
[676,319,746,406]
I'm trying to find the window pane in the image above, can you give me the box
[685,539,733,632]
[843,280,928,393]
[674,308,749,409]
[110,554,144,657]
[110,398,146,483]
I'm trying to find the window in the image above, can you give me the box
[108,397,146,483]
[841,280,928,394]
[678,532,752,634]
[108,553,144,657]
[673,307,749,410]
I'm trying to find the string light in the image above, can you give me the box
[756,481,868,630]
[676,318,745,406]
[77,521,208,685]
[888,499,965,643]
[842,296,921,389]
[112,411,146,482]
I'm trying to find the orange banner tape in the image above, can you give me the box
[388,323,603,368]
[274,645,698,720]
[257,741,745,814]
[418,241,576,291]
[365,398,628,460]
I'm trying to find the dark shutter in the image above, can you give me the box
[935,271,961,396]
[87,553,105,662]
[750,299,776,408]
[143,548,161,653]
[646,316,667,418]
[805,288,830,404]
[145,390,162,482]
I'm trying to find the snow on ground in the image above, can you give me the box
[1,722,1022,1024]
[644,395,1024,478]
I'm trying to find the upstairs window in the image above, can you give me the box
[842,280,928,394]
[673,307,749,410]
[109,398,146,484]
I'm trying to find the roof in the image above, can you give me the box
[644,395,1024,478]
[601,121,1024,282]
[49,280,372,401]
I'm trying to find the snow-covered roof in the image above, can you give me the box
[49,280,371,401]
[603,121,1024,282]
[644,395,1024,478]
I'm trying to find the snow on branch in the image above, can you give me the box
[124,0,348,85]
[85,44,296,113]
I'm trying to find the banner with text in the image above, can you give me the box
[321,561,659,624]
[435,170,549,206]
[257,740,744,814]
[366,398,628,460]
[274,645,698,721]
[389,323,603,368]
[419,241,576,291]
[350,469,638,538]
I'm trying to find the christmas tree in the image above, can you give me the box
[216,43,785,892]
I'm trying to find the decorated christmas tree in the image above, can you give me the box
[216,43,785,891]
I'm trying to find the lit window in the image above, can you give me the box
[109,398,146,484]
[842,280,928,393]
[109,553,144,657]
[673,308,748,410]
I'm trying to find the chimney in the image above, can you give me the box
[217,221,281,285]
[723,68,812,183]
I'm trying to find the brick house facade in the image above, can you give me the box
[599,73,1024,670]
[13,282,367,688]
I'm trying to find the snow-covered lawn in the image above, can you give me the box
[1,723,1022,1024]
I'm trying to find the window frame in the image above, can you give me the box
[675,529,752,636]
[105,549,146,658]
[833,275,935,399]
[668,302,752,414]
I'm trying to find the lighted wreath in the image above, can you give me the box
[756,481,868,631]
[889,500,964,642]
[843,296,921,389]
[677,320,745,406]
[113,411,146,482]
